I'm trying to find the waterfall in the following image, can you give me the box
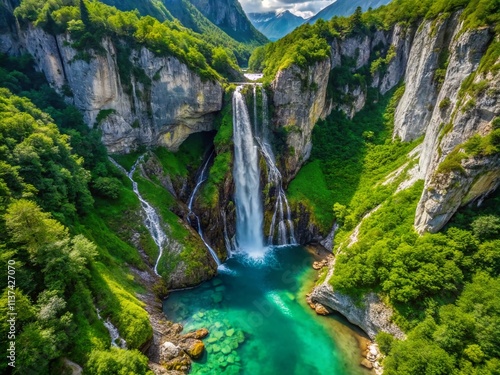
[221,210,234,255]
[109,156,166,275]
[96,309,126,348]
[231,85,296,255]
[232,86,265,257]
[255,87,296,245]
[187,152,221,266]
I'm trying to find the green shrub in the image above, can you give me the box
[87,347,153,375]
[437,149,466,174]
[92,177,121,199]
[471,215,500,240]
[95,109,116,125]
[376,331,395,355]
[439,97,451,109]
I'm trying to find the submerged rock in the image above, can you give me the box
[361,358,373,369]
[183,339,205,359]
[185,328,209,339]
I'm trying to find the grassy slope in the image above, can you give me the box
[70,177,155,362]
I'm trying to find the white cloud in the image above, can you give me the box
[240,0,334,19]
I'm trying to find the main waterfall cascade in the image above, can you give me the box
[109,156,166,275]
[232,86,266,257]
[232,84,296,257]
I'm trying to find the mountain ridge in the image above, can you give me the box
[248,10,304,41]
[308,0,392,24]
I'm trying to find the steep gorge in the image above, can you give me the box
[1,0,499,373]
[269,10,499,239]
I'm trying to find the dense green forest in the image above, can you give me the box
[0,51,163,374]
[14,0,242,81]
[98,0,266,65]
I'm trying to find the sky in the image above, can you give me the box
[239,0,335,19]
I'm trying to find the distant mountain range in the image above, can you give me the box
[307,0,392,24]
[247,10,304,41]
[248,0,392,40]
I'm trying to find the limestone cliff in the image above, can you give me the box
[271,60,331,179]
[1,25,223,154]
[311,284,405,340]
[273,11,499,342]
[271,24,413,182]
[271,11,498,236]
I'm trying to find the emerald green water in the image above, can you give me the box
[163,246,371,375]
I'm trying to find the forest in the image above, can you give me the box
[0,51,156,374]
[14,0,242,80]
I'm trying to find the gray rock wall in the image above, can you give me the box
[8,25,223,153]
[271,12,498,235]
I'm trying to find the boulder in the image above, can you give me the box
[361,358,373,369]
[183,339,205,359]
[314,303,330,316]
[185,328,209,339]
[160,341,181,361]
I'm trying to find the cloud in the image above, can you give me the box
[240,0,334,19]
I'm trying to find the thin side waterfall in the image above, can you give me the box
[232,86,265,257]
[255,86,296,245]
[221,210,234,255]
[96,308,126,348]
[187,152,221,266]
[109,156,166,275]
[253,84,258,135]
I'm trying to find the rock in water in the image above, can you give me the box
[361,358,374,369]
[314,303,331,315]
[185,328,209,339]
[184,339,205,359]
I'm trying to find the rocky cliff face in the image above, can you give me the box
[271,25,413,182]
[274,12,499,341]
[272,12,498,235]
[271,60,331,180]
[311,285,405,340]
[408,26,498,233]
[1,25,223,154]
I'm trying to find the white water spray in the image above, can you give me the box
[255,86,296,245]
[109,156,166,275]
[233,86,266,258]
[96,308,126,348]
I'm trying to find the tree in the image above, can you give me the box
[351,6,363,32]
[471,215,500,240]
[87,347,153,375]
[92,177,121,199]
[4,199,67,257]
[79,0,91,28]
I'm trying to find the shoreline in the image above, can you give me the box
[302,245,383,374]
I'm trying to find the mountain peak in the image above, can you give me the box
[248,9,305,40]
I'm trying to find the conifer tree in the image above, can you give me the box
[80,0,90,28]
